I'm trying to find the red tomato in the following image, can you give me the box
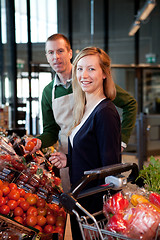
[39,177,46,186]
[26,215,37,227]
[25,141,35,151]
[19,173,30,183]
[2,181,9,186]
[58,208,66,218]
[0,180,3,188]
[16,163,27,171]
[36,198,46,208]
[54,177,61,186]
[37,215,46,227]
[6,154,11,161]
[0,190,3,198]
[7,173,15,181]
[29,164,38,175]
[22,212,27,225]
[29,176,39,188]
[24,192,33,200]
[18,188,26,197]
[27,206,38,216]
[1,185,10,196]
[48,203,60,215]
[37,207,47,216]
[31,138,37,145]
[54,226,64,240]
[4,196,9,204]
[54,226,64,235]
[9,183,17,190]
[14,206,24,216]
[17,197,25,206]
[8,189,20,201]
[46,214,56,225]
[46,207,54,216]
[32,194,39,200]
[12,160,26,171]
[19,201,30,211]
[1,154,11,161]
[56,217,65,228]
[26,195,37,205]
[14,216,23,224]
[0,204,10,215]
[43,224,54,233]
[7,200,18,210]
[34,225,43,232]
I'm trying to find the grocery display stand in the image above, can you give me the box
[59,163,160,240]
[0,136,64,240]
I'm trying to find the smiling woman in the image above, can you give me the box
[69,47,121,240]
[49,46,121,240]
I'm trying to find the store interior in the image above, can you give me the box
[0,1,160,239]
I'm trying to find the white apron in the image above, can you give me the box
[52,84,73,192]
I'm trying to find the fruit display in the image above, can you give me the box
[0,179,66,239]
[0,134,66,239]
[0,135,63,195]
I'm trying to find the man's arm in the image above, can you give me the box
[113,84,138,146]
[37,82,60,148]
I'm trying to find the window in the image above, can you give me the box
[1,0,7,43]
[30,0,57,43]
[1,0,58,43]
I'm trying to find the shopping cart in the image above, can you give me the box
[59,163,160,240]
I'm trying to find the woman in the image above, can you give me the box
[50,46,121,182]
[49,47,121,239]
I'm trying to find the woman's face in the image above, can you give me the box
[76,55,106,94]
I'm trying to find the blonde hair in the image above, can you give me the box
[71,46,116,131]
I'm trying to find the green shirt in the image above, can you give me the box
[37,78,137,148]
[113,85,137,145]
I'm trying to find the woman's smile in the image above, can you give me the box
[77,55,105,94]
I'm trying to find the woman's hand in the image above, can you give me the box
[49,152,67,169]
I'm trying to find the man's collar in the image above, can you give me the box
[54,74,72,89]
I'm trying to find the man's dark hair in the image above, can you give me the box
[46,33,71,51]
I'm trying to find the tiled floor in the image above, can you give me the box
[63,154,160,240]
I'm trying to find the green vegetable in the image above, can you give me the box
[137,156,160,194]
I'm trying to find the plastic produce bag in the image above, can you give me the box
[123,203,160,240]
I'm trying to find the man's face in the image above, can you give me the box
[46,39,72,74]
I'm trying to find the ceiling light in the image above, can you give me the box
[137,0,156,21]
[128,0,156,36]
[129,21,140,36]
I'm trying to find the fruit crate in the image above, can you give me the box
[0,213,38,239]
[0,213,59,240]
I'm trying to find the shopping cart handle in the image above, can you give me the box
[70,163,141,199]
[76,183,115,199]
